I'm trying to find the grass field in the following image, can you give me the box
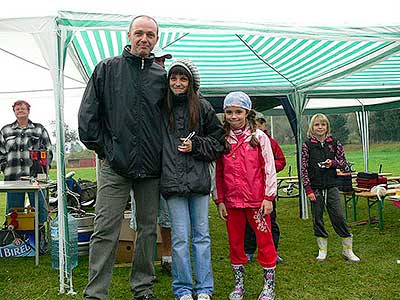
[0,143,399,299]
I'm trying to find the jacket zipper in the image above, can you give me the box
[137,58,145,177]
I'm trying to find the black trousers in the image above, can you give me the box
[244,200,280,254]
[310,187,351,238]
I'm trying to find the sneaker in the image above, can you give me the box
[246,253,253,262]
[177,295,193,300]
[161,260,172,275]
[197,293,211,300]
[276,255,284,264]
[136,294,156,300]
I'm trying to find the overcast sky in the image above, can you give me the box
[0,0,399,137]
[1,0,399,25]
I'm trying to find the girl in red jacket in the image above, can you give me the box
[214,91,277,300]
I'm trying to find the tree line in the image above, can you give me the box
[266,109,400,145]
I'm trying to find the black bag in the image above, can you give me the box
[337,174,353,192]
[357,172,378,179]
[356,176,387,190]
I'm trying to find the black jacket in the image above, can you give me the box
[78,46,167,178]
[305,137,338,189]
[160,96,225,198]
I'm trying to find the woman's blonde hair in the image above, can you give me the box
[307,113,331,138]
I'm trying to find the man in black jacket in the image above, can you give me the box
[78,15,167,300]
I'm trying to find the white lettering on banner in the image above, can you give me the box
[0,242,32,257]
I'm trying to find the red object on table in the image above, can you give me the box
[9,211,19,229]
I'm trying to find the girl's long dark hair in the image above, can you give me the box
[223,109,259,153]
[165,66,200,131]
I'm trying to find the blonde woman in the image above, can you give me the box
[301,113,360,263]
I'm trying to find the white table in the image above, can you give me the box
[0,180,48,265]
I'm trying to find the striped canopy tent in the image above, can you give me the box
[58,11,400,220]
[1,12,400,292]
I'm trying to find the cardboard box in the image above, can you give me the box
[116,213,136,262]
[119,217,136,241]
[156,225,162,243]
[116,240,135,262]
[155,242,162,261]
[6,207,35,231]
[115,240,162,263]
[116,213,162,262]
[0,230,44,258]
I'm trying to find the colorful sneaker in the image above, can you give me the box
[177,294,193,300]
[276,255,284,264]
[229,286,244,300]
[136,294,156,300]
[197,293,211,300]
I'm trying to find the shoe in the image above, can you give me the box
[342,236,360,263]
[161,260,172,275]
[136,294,156,300]
[229,264,245,300]
[276,255,284,264]
[197,293,211,300]
[258,267,275,300]
[246,253,253,262]
[316,237,328,261]
[177,294,193,300]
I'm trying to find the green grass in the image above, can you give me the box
[50,167,97,182]
[1,144,400,299]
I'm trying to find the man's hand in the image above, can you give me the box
[218,203,228,221]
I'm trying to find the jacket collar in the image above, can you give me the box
[309,135,333,144]
[228,126,252,143]
[123,45,155,68]
[11,119,34,129]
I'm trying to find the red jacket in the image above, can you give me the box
[264,130,286,173]
[214,128,277,209]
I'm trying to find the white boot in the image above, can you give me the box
[342,236,360,262]
[316,237,328,261]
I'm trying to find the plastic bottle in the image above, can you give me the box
[51,213,78,272]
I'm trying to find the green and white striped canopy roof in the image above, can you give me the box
[58,11,400,99]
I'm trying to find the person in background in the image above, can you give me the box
[153,44,172,68]
[301,113,360,263]
[161,59,224,300]
[130,44,174,274]
[214,91,277,300]
[244,116,286,264]
[78,15,166,300]
[0,100,52,226]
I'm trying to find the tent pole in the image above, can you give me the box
[355,100,369,172]
[270,116,274,138]
[32,18,68,294]
[55,29,68,295]
[51,25,77,295]
[289,92,309,219]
